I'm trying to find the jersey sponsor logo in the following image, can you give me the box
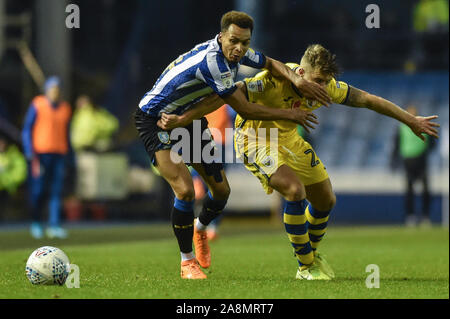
[247,80,264,93]
[292,100,301,109]
[158,131,170,144]
[336,81,340,88]
[292,98,314,109]
[257,80,263,92]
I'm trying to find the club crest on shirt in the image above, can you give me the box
[261,155,274,168]
[158,131,170,144]
[221,72,233,89]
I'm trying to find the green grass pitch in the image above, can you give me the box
[0,220,448,299]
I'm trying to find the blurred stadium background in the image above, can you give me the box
[0,0,448,229]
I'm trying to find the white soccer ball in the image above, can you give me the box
[25,246,70,285]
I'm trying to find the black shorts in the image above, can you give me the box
[134,108,224,182]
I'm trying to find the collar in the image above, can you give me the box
[45,96,60,108]
[214,34,222,53]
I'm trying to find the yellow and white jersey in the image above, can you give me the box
[235,63,350,139]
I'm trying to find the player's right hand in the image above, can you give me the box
[157,113,184,130]
[292,108,319,133]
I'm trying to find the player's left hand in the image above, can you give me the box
[295,78,332,107]
[157,113,185,130]
[410,115,440,141]
[291,108,319,134]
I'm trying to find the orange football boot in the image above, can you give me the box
[180,258,207,279]
[193,220,211,268]
[207,229,219,241]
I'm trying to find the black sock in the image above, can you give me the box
[198,192,228,226]
[171,205,194,253]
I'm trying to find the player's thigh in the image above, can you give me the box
[269,164,306,201]
[190,163,230,200]
[154,149,195,201]
[305,178,336,212]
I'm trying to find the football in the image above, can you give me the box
[25,246,70,285]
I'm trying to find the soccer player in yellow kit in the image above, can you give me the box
[157,44,439,280]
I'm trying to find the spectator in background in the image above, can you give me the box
[69,95,119,222]
[71,95,119,152]
[409,0,449,70]
[22,76,72,239]
[414,0,449,33]
[0,133,27,208]
[391,105,436,227]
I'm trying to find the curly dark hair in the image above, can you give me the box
[221,11,254,34]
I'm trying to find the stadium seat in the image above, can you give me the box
[311,72,448,170]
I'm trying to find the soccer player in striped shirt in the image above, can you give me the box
[157,44,439,280]
[135,11,331,279]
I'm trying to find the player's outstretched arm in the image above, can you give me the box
[158,93,224,130]
[222,83,318,133]
[343,86,440,141]
[157,82,319,133]
[264,57,332,106]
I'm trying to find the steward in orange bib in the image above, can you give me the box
[22,76,72,239]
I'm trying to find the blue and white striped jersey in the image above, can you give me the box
[138,35,266,117]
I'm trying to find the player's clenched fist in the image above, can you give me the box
[157,113,184,130]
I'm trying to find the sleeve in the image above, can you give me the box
[327,78,350,105]
[21,104,37,160]
[240,48,266,69]
[198,52,237,98]
[243,70,275,103]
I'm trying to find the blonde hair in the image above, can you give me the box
[301,44,339,77]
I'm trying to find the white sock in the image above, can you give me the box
[195,219,207,231]
[181,252,195,262]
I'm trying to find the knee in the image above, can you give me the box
[284,183,305,201]
[176,185,195,202]
[316,193,336,212]
[210,183,231,201]
[327,193,337,211]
